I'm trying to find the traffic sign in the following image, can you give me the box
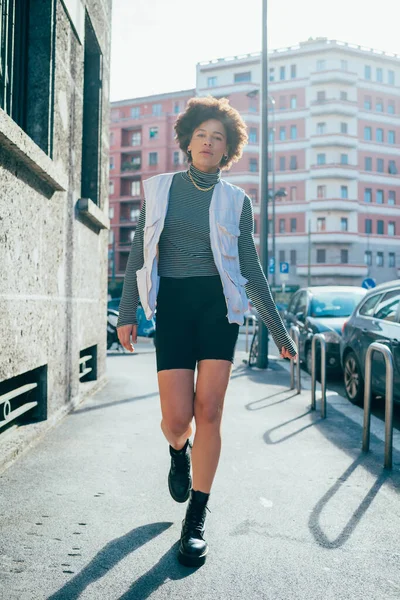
[280,262,289,274]
[362,277,376,290]
[269,257,275,274]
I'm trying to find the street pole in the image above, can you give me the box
[257,0,269,369]
[270,97,276,288]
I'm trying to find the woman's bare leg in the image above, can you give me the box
[158,369,195,449]
[191,360,232,493]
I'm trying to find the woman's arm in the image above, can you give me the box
[116,200,146,328]
[238,195,297,357]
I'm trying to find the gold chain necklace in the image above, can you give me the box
[188,168,216,192]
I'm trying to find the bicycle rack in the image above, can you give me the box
[289,325,301,394]
[311,334,327,418]
[362,342,394,469]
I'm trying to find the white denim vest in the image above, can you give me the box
[136,172,248,325]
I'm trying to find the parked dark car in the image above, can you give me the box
[284,286,366,373]
[340,280,400,405]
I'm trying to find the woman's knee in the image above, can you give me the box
[161,417,192,438]
[194,397,224,426]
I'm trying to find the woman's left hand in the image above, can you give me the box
[281,347,297,360]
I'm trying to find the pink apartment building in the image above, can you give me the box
[109,38,400,290]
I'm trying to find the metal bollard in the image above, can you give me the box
[311,334,327,418]
[362,342,394,469]
[289,325,301,394]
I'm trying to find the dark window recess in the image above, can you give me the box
[79,345,98,383]
[81,13,103,206]
[0,365,47,434]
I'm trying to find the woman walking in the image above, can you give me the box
[117,96,297,567]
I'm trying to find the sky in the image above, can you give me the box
[110,0,399,102]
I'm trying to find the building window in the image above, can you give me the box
[317,217,326,232]
[317,249,326,263]
[317,153,326,165]
[376,190,384,204]
[365,219,372,234]
[317,60,326,71]
[152,103,162,116]
[291,64,297,79]
[269,68,275,82]
[388,131,396,144]
[365,251,372,266]
[376,128,384,143]
[389,253,396,268]
[376,68,383,83]
[365,157,372,171]
[317,122,326,134]
[149,126,159,139]
[388,191,396,205]
[131,180,141,196]
[131,131,141,146]
[249,94,259,113]
[290,249,297,266]
[377,220,384,235]
[377,158,384,173]
[111,110,119,122]
[376,252,384,267]
[388,222,396,236]
[131,106,140,119]
[280,66,286,80]
[290,95,297,109]
[290,125,297,140]
[364,96,372,110]
[341,217,348,232]
[174,101,180,114]
[341,60,348,71]
[279,126,286,141]
[279,157,286,171]
[388,70,395,85]
[109,156,114,170]
[249,127,258,144]
[234,71,251,83]
[317,185,326,199]
[365,65,371,80]
[279,250,286,263]
[317,91,326,102]
[208,76,217,87]
[364,126,372,141]
[249,158,258,172]
[388,101,395,115]
[249,188,258,203]
[290,218,297,233]
[109,181,114,196]
[279,219,285,233]
[109,229,114,244]
[341,185,348,199]
[279,96,286,110]
[290,187,297,201]
[149,152,158,165]
[364,188,372,203]
[290,156,298,170]
[173,151,179,165]
[340,122,348,134]
[376,98,383,112]
[340,91,348,101]
[268,128,274,142]
[341,249,349,264]
[340,154,348,165]
[110,132,115,146]
[389,160,397,174]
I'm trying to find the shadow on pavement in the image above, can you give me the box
[263,410,319,444]
[308,455,390,549]
[47,522,174,600]
[245,391,299,411]
[72,392,160,415]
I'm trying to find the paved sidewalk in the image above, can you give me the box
[0,342,399,600]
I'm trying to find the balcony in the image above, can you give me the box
[310,99,358,117]
[310,163,358,179]
[310,134,358,148]
[309,199,358,212]
[296,264,368,277]
[310,231,359,244]
[310,69,358,86]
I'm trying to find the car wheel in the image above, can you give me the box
[343,351,364,406]
[306,345,321,379]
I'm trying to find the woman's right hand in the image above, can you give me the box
[117,324,137,353]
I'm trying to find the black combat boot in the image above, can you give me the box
[168,439,192,503]
[178,489,210,567]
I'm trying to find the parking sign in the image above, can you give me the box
[280,262,289,274]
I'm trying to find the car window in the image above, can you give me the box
[373,289,400,323]
[309,291,365,318]
[359,293,383,317]
[288,292,299,314]
[296,292,308,316]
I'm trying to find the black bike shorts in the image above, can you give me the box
[155,276,240,372]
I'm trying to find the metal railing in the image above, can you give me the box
[362,342,394,469]
[289,325,301,394]
[311,334,327,418]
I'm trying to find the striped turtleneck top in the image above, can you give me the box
[117,164,296,356]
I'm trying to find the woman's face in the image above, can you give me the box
[188,119,228,173]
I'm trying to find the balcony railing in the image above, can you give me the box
[121,162,141,172]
